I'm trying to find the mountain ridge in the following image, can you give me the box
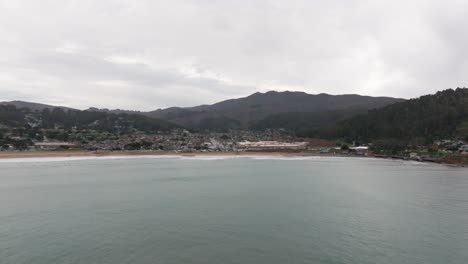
[1,91,405,132]
[146,91,405,129]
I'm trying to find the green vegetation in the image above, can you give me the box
[0,105,178,149]
[318,88,468,143]
[197,117,241,132]
[0,106,177,133]
[149,91,402,129]
[1,89,467,165]
[250,109,367,137]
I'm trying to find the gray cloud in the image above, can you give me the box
[0,0,467,110]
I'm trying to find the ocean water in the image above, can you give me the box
[0,156,467,264]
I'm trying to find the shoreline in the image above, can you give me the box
[0,150,466,167]
[0,150,323,159]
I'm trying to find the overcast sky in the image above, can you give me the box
[0,0,467,110]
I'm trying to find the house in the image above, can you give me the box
[460,145,468,155]
[237,141,308,151]
[34,142,76,150]
[350,146,369,155]
[319,148,330,154]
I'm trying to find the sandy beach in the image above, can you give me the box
[0,150,306,159]
[1,150,466,167]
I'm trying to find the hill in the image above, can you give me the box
[80,91,403,132]
[319,88,468,143]
[1,91,405,134]
[147,91,404,131]
[250,109,368,137]
[0,100,76,112]
[0,105,178,134]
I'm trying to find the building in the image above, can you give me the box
[34,142,76,150]
[237,141,307,151]
[460,145,468,155]
[350,146,369,155]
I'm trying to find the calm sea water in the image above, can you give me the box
[0,156,467,264]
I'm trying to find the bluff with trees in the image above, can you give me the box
[317,88,468,143]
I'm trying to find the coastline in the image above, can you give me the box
[0,150,307,159]
[0,150,466,167]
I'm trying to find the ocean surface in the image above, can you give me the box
[0,156,467,264]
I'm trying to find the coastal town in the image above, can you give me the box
[2,127,311,153]
[1,125,467,165]
[1,87,468,166]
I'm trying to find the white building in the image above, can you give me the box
[350,146,369,155]
[35,142,76,150]
[237,141,307,150]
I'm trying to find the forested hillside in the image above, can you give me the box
[250,109,367,137]
[2,88,466,146]
[0,105,177,134]
[148,91,404,130]
[318,88,468,143]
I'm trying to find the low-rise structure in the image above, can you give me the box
[460,145,468,155]
[350,146,369,155]
[35,142,76,150]
[237,141,307,151]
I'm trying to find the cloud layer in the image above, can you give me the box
[0,0,467,110]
